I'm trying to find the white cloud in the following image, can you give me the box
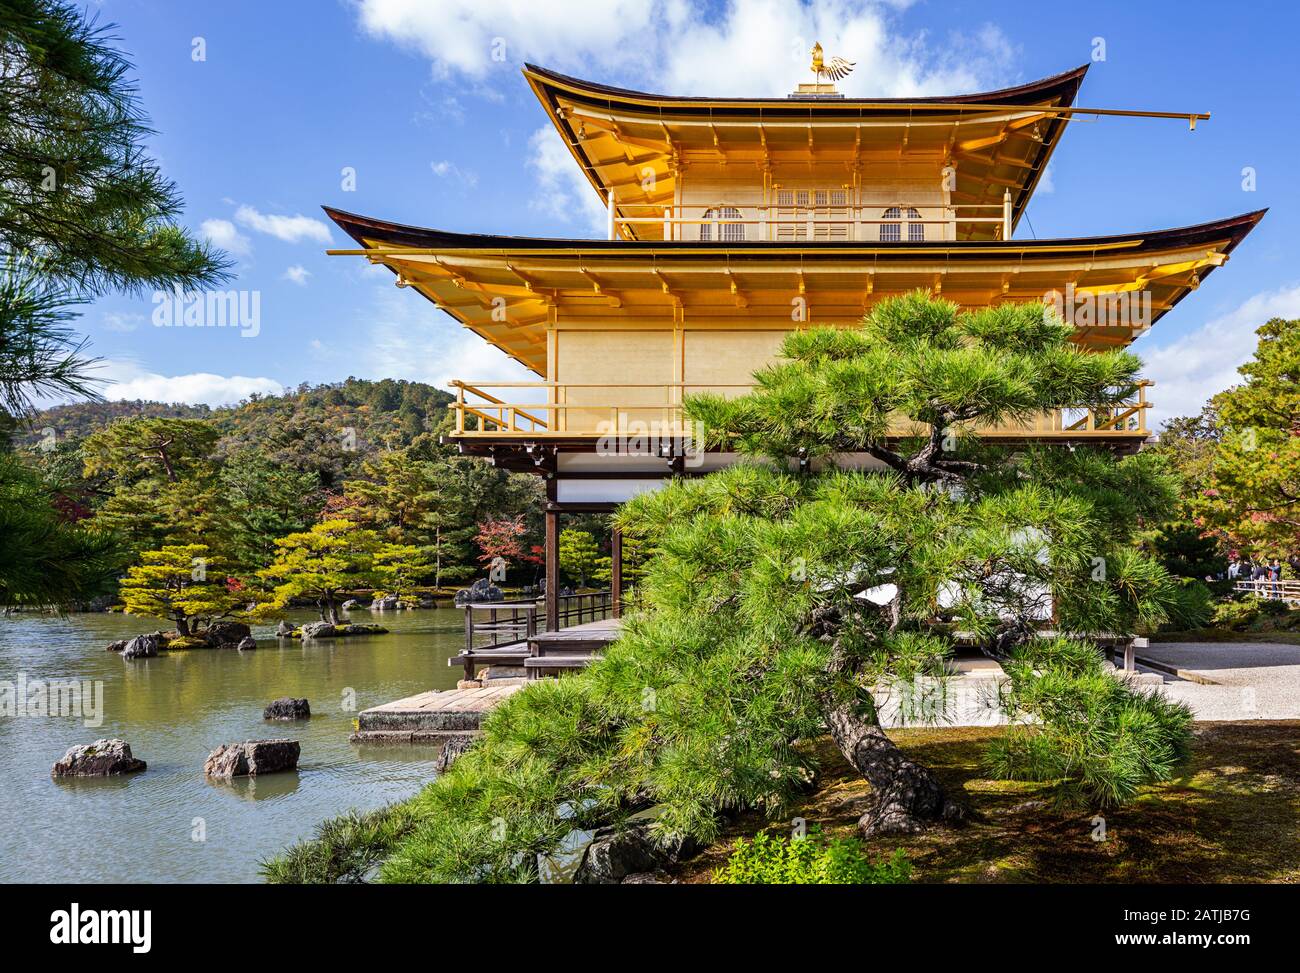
[357,274,534,390]
[430,159,479,187]
[526,126,607,236]
[89,359,283,406]
[1036,163,1055,195]
[200,218,252,258]
[283,264,312,286]
[234,205,332,244]
[1135,283,1300,429]
[356,1,1015,231]
[352,0,1014,97]
[102,311,144,333]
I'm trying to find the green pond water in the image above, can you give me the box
[0,607,468,883]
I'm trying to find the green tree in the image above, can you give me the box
[220,452,321,576]
[0,452,119,605]
[558,528,601,587]
[118,543,242,636]
[0,1,229,294]
[0,1,227,605]
[1186,318,1300,558]
[0,258,98,416]
[82,416,218,485]
[257,519,381,624]
[593,532,649,589]
[342,446,543,586]
[271,293,1198,884]
[373,543,432,604]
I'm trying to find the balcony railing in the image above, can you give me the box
[449,380,1151,440]
[609,192,1013,242]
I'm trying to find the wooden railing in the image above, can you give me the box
[450,380,1152,439]
[462,598,538,653]
[1234,580,1300,602]
[461,591,616,653]
[551,590,613,629]
[609,193,1013,242]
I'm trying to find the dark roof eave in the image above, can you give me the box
[323,206,1267,261]
[521,62,1090,112]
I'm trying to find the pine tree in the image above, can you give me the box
[373,543,433,604]
[118,544,242,636]
[558,528,601,587]
[1184,318,1300,558]
[0,1,227,604]
[346,293,1198,883]
[256,519,381,624]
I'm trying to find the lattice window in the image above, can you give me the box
[881,206,923,242]
[699,206,744,242]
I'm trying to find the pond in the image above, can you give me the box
[0,607,467,883]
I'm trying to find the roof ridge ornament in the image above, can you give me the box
[810,42,854,84]
[794,42,854,99]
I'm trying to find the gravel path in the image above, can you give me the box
[1138,641,1300,720]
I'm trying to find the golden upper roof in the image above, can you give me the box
[524,63,1093,242]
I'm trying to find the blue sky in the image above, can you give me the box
[78,0,1298,425]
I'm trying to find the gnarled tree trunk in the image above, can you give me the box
[822,695,963,835]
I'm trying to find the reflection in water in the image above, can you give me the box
[208,771,302,802]
[0,607,466,882]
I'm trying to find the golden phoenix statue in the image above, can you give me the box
[809,42,855,84]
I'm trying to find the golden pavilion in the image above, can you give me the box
[326,57,1264,627]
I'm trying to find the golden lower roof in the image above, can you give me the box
[325,208,1265,375]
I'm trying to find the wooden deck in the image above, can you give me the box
[452,616,622,680]
[351,682,525,744]
[357,618,623,745]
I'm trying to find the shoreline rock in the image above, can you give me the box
[204,739,300,779]
[52,739,146,777]
[573,824,698,885]
[236,635,257,651]
[204,620,251,648]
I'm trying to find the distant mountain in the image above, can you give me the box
[21,378,455,487]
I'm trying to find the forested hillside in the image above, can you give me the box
[8,378,566,607]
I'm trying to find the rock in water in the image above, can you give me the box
[299,621,338,639]
[52,739,146,777]
[236,636,257,651]
[104,639,128,653]
[263,697,310,721]
[470,578,504,602]
[341,599,359,610]
[275,620,294,637]
[369,594,400,611]
[204,620,251,648]
[204,740,300,779]
[121,632,165,660]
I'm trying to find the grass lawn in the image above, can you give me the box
[672,721,1300,883]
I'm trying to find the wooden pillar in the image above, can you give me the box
[545,507,560,631]
[610,524,623,619]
